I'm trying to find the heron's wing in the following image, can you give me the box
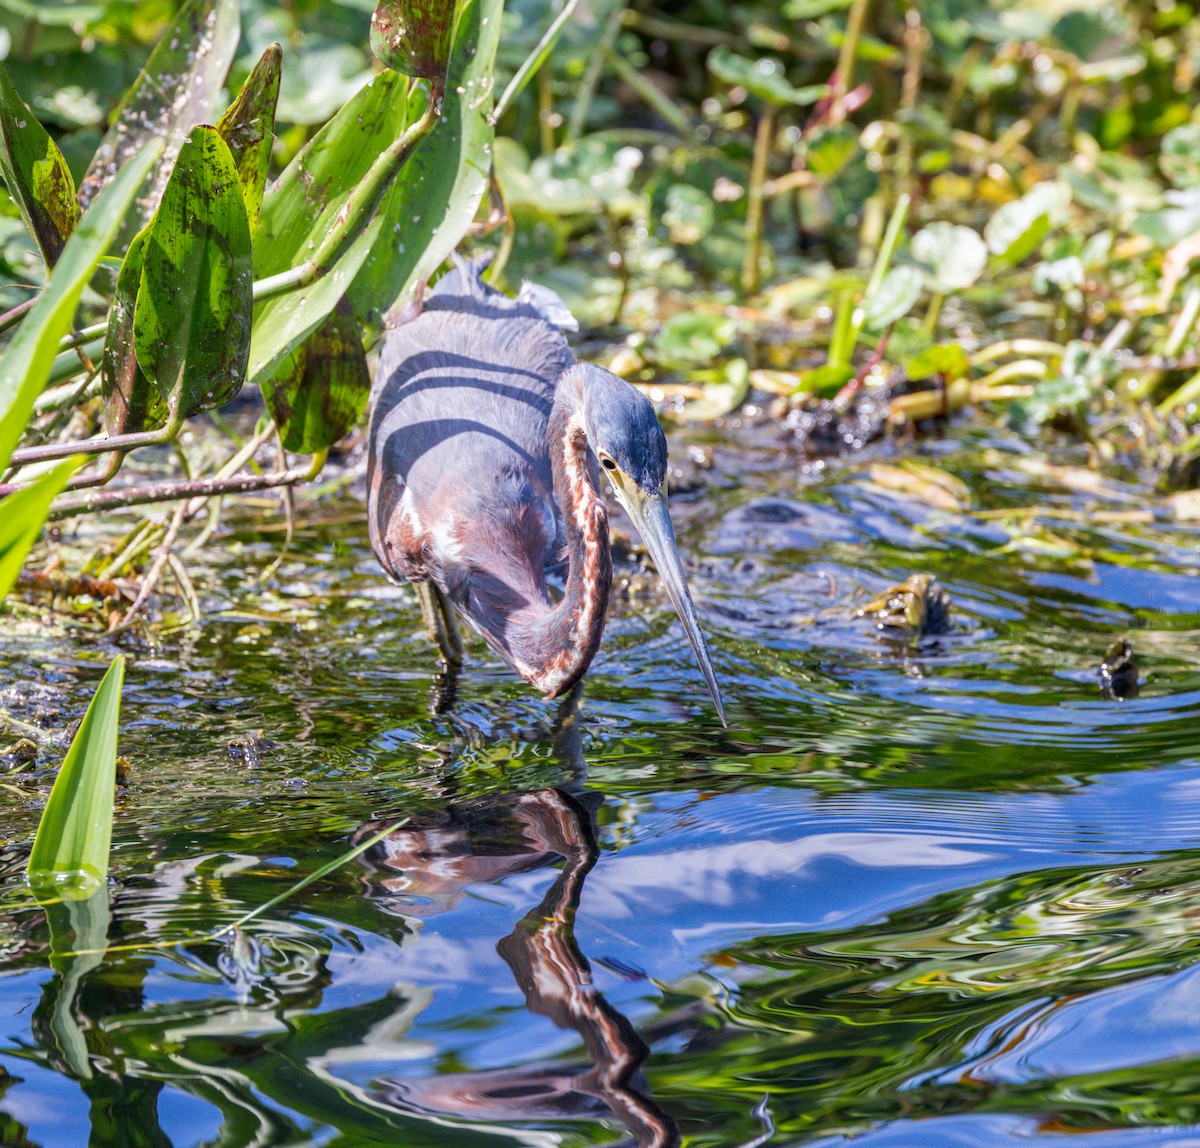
[367,291,574,615]
[515,281,579,332]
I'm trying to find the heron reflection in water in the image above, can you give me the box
[368,257,725,723]
[357,783,680,1148]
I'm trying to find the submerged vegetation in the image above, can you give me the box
[0,0,1199,1144]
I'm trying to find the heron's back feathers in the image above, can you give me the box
[367,256,579,659]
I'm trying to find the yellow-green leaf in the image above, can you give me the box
[0,456,81,603]
[0,64,79,267]
[350,0,503,331]
[27,656,125,900]
[215,43,282,233]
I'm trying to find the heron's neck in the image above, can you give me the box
[515,368,611,698]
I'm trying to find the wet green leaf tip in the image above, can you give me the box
[28,655,126,901]
[370,0,458,89]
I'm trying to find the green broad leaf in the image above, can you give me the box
[101,226,166,436]
[27,655,125,900]
[863,265,923,333]
[794,361,856,397]
[653,311,736,367]
[707,46,828,108]
[134,126,253,421]
[906,343,970,381]
[349,0,503,331]
[215,43,282,233]
[77,0,240,247]
[371,0,459,85]
[0,65,79,268]
[984,181,1071,265]
[0,140,163,471]
[0,456,81,604]
[250,70,411,384]
[910,222,988,293]
[261,297,371,454]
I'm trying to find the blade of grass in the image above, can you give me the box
[27,656,125,900]
[493,0,582,123]
[0,455,81,601]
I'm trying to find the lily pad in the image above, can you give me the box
[910,222,988,293]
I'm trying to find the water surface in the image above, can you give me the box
[2,419,1200,1147]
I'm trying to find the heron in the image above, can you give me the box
[367,257,725,724]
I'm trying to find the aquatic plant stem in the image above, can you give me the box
[565,1,625,143]
[834,0,872,113]
[742,106,776,296]
[46,452,325,520]
[492,0,582,124]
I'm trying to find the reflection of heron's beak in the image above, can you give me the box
[608,472,727,726]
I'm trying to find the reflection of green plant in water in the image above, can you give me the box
[646,852,1200,1143]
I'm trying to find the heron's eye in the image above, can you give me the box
[600,455,617,471]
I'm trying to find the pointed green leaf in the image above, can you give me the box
[0,64,79,268]
[134,126,253,420]
[27,656,125,900]
[350,0,503,331]
[101,225,166,436]
[261,297,371,454]
[215,43,282,233]
[77,0,240,247]
[370,0,458,85]
[0,139,163,471]
[249,71,410,387]
[0,456,81,603]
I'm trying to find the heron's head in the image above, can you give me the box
[577,364,726,725]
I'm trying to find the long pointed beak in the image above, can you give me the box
[609,475,727,726]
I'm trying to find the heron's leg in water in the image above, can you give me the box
[416,582,463,668]
[551,682,587,789]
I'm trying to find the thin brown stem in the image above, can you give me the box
[742,106,776,296]
[46,461,319,520]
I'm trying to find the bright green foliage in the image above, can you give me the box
[27,656,126,900]
[350,0,504,330]
[261,298,371,454]
[77,0,240,245]
[101,225,164,436]
[215,43,283,234]
[133,126,254,421]
[249,71,410,384]
[0,457,81,602]
[370,0,458,85]
[707,46,828,107]
[0,65,79,268]
[0,139,162,470]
